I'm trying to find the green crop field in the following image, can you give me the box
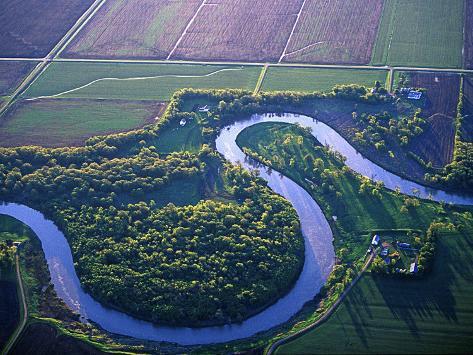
[261,67,387,93]
[0,99,163,147]
[277,224,473,354]
[22,62,261,101]
[371,0,464,68]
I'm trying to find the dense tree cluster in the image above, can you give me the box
[0,242,15,269]
[0,96,305,325]
[352,109,426,150]
[53,165,303,324]
[0,147,203,209]
[429,91,473,192]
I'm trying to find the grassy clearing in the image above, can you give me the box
[22,62,261,101]
[371,0,464,68]
[0,99,163,147]
[277,222,473,354]
[153,117,203,154]
[261,67,387,93]
[0,215,35,243]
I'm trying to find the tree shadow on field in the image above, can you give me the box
[342,277,372,348]
[372,233,470,338]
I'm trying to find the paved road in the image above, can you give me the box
[0,0,108,117]
[1,56,473,74]
[1,255,28,355]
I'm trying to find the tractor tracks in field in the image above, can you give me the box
[166,0,208,60]
[25,67,245,101]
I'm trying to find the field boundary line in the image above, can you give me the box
[254,64,268,94]
[1,255,28,355]
[166,0,207,60]
[278,0,309,63]
[265,252,376,355]
[54,0,109,58]
[0,0,108,118]
[25,67,244,101]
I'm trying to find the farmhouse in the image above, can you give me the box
[407,91,422,100]
[371,234,380,246]
[410,262,418,273]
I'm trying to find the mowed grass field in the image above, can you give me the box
[63,0,202,59]
[282,0,383,64]
[261,67,387,92]
[371,0,464,68]
[22,62,261,101]
[277,222,473,354]
[0,0,94,57]
[0,99,164,147]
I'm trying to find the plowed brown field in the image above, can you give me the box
[461,76,473,142]
[169,0,304,62]
[281,0,383,64]
[0,61,35,95]
[63,0,202,59]
[408,72,460,167]
[0,0,94,57]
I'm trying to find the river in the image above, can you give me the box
[1,113,472,345]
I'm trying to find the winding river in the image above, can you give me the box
[1,113,473,345]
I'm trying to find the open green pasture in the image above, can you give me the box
[0,99,162,147]
[22,62,261,101]
[277,222,473,354]
[371,0,464,68]
[261,67,387,93]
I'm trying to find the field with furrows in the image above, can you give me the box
[63,0,202,59]
[281,0,383,64]
[170,0,304,62]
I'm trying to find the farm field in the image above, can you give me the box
[62,0,202,60]
[0,99,165,147]
[11,322,105,355]
[0,61,36,96]
[22,62,261,101]
[169,0,304,62]
[465,0,473,69]
[276,223,473,354]
[402,72,460,168]
[0,0,94,57]
[461,76,473,142]
[261,67,387,93]
[281,0,382,64]
[371,0,464,68]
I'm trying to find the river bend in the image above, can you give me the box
[1,113,472,345]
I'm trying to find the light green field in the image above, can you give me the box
[0,99,162,147]
[23,62,261,101]
[371,0,464,68]
[261,67,387,92]
[277,224,473,354]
